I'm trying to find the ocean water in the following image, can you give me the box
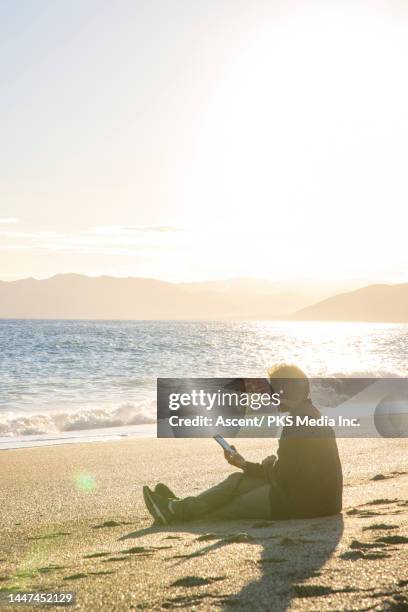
[0,319,407,446]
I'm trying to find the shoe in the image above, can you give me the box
[143,486,158,522]
[144,488,174,525]
[155,483,177,500]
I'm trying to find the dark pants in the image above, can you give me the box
[172,473,271,521]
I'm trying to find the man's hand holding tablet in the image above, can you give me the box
[213,435,247,470]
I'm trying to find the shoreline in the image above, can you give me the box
[0,424,156,451]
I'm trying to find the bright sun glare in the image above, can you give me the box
[1,2,407,282]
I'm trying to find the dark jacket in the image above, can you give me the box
[244,407,343,519]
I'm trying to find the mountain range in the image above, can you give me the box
[294,283,408,323]
[0,274,406,322]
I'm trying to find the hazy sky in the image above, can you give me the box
[1,0,408,282]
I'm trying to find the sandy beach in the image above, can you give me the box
[1,437,407,611]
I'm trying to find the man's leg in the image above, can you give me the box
[170,472,266,521]
[205,484,271,520]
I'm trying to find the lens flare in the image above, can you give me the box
[75,472,96,492]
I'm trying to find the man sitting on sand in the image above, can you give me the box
[143,364,343,525]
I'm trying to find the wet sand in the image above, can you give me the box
[1,437,407,610]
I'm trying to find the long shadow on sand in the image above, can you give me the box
[227,514,344,611]
[120,514,344,611]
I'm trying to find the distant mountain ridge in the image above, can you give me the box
[0,274,310,320]
[0,274,405,321]
[293,283,408,323]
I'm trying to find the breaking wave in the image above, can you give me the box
[1,370,403,438]
[0,400,156,438]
